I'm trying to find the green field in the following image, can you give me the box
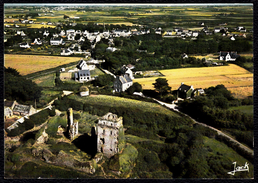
[229,105,253,114]
[33,73,56,87]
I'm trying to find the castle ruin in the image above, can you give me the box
[67,108,78,140]
[96,113,124,158]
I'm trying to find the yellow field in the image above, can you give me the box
[4,54,80,76]
[27,24,56,28]
[134,64,253,98]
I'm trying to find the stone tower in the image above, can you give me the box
[96,113,124,158]
[67,108,78,140]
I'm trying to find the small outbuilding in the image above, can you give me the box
[80,86,90,96]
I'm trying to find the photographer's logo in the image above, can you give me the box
[227,162,249,175]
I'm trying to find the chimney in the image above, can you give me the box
[181,82,184,85]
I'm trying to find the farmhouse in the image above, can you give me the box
[66,29,75,35]
[121,65,134,80]
[74,70,91,82]
[106,47,119,52]
[50,38,64,45]
[77,59,89,70]
[32,38,42,45]
[193,88,205,97]
[61,48,73,56]
[96,112,124,158]
[219,51,239,61]
[19,43,30,48]
[113,74,133,92]
[43,30,49,37]
[177,82,194,99]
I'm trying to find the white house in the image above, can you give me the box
[77,59,89,70]
[113,74,133,92]
[182,53,188,59]
[67,34,75,40]
[106,47,119,52]
[53,33,59,38]
[61,48,73,56]
[20,43,30,48]
[83,30,90,37]
[214,27,221,33]
[219,51,239,61]
[43,30,49,37]
[66,29,75,35]
[155,29,162,34]
[74,70,91,82]
[33,38,42,45]
[59,30,66,36]
[103,30,110,37]
[230,36,235,41]
[50,38,63,45]
[121,65,134,80]
[192,31,199,37]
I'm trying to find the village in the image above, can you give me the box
[4,4,254,179]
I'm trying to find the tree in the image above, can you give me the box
[152,78,171,96]
[81,39,91,50]
[93,74,114,87]
[127,82,143,95]
[4,67,42,102]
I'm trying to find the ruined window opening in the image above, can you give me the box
[110,131,112,135]
[100,138,105,144]
[110,149,112,151]
[103,129,105,135]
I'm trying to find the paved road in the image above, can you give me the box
[152,98,254,156]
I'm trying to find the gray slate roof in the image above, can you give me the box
[78,70,90,77]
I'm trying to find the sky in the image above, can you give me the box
[4,3,252,6]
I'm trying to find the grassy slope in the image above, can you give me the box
[203,136,253,177]
[229,105,253,115]
[68,94,180,117]
[33,73,56,87]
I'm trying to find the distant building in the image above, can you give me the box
[177,83,194,99]
[19,43,30,48]
[113,74,133,92]
[182,53,188,59]
[80,86,89,96]
[74,70,91,82]
[50,38,64,45]
[77,59,89,70]
[219,51,239,61]
[61,48,73,56]
[193,88,205,97]
[106,47,118,52]
[96,113,124,158]
[121,65,134,80]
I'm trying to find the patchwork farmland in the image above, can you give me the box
[135,64,253,98]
